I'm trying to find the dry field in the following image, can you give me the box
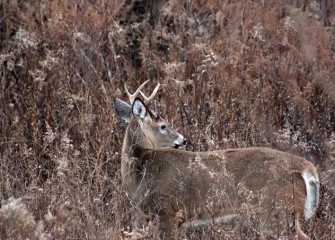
[0,0,334,239]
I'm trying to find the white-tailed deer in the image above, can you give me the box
[114,81,320,239]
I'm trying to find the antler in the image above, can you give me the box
[124,80,149,104]
[124,80,160,106]
[140,83,160,105]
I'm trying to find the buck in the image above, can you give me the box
[114,81,320,239]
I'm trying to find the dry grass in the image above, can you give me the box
[0,0,334,239]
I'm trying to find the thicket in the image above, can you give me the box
[0,0,334,239]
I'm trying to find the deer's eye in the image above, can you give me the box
[161,125,167,130]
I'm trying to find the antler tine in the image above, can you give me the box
[124,80,150,104]
[140,83,160,105]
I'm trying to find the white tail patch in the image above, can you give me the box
[302,170,320,220]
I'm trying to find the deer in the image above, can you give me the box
[114,81,320,240]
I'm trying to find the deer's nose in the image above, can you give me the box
[183,138,187,145]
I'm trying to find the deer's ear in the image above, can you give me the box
[113,98,132,123]
[132,98,148,120]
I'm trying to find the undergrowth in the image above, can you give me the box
[0,0,334,239]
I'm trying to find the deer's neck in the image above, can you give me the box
[123,119,153,156]
[121,119,154,190]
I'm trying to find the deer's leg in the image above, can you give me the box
[295,214,309,240]
[133,208,140,229]
[158,207,180,240]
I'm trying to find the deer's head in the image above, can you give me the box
[114,81,187,149]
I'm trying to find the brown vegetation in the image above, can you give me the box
[0,0,334,239]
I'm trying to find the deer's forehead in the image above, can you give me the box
[152,118,166,126]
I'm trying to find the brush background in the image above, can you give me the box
[0,0,334,239]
